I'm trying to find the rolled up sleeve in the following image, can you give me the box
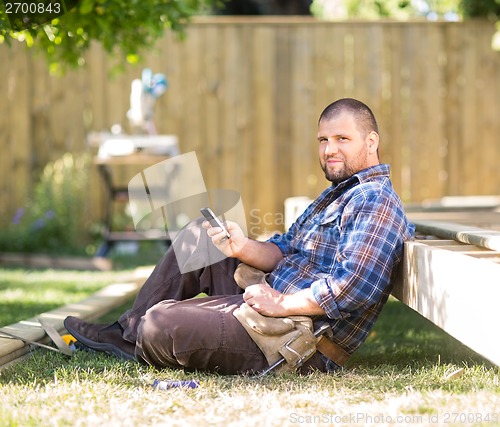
[310,194,407,320]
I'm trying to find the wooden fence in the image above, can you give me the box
[1,18,499,236]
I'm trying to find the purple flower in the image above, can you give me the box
[32,218,45,230]
[45,210,56,220]
[12,208,25,225]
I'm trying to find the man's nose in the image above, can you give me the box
[324,139,338,155]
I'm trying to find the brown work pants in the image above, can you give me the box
[117,225,325,374]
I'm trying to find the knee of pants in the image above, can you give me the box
[137,300,203,349]
[137,302,177,348]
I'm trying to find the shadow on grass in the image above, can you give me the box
[349,297,494,369]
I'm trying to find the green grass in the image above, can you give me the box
[0,269,135,327]
[0,243,165,327]
[1,267,499,426]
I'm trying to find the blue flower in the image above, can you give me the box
[12,208,25,225]
[32,218,46,230]
[45,210,56,220]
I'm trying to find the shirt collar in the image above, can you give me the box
[332,164,391,192]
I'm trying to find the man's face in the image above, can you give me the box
[317,112,378,184]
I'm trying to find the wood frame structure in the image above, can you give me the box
[393,219,500,366]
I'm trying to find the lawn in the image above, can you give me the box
[0,268,135,328]
[0,266,499,426]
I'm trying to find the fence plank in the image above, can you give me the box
[290,25,314,199]
[478,23,500,195]
[444,23,462,196]
[250,26,278,234]
[0,41,11,222]
[9,46,32,214]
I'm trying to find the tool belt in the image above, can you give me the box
[233,264,350,373]
[234,303,316,372]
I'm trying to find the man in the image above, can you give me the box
[64,98,414,374]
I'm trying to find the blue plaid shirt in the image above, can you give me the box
[267,164,414,354]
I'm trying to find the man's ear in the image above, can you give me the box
[367,131,379,154]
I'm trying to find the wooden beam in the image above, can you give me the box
[392,241,500,366]
[413,220,500,252]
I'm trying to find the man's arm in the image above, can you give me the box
[204,219,325,317]
[235,238,284,272]
[203,220,283,272]
[243,285,326,317]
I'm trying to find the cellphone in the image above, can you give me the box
[200,207,231,239]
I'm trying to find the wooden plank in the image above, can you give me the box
[251,26,277,236]
[158,31,183,139]
[477,23,500,195]
[30,54,50,175]
[413,220,500,252]
[86,43,108,225]
[460,22,478,196]
[352,23,373,107]
[103,62,128,131]
[10,44,32,213]
[443,23,462,196]
[275,24,292,206]
[142,34,165,136]
[238,25,254,227]
[178,27,202,156]
[87,42,106,133]
[66,68,87,153]
[311,23,347,198]
[417,239,463,246]
[221,24,244,193]
[407,24,427,201]
[398,24,414,202]
[290,25,314,199]
[386,23,405,199]
[393,241,500,366]
[421,23,446,200]
[0,42,11,226]
[47,75,67,157]
[330,23,348,101]
[202,23,221,188]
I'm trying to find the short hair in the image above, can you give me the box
[318,98,379,137]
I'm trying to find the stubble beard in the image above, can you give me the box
[321,152,369,185]
[322,161,355,185]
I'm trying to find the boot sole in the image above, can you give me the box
[63,318,136,362]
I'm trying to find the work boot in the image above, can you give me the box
[64,316,136,361]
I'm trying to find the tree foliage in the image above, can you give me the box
[1,0,499,72]
[313,0,500,20]
[461,0,500,19]
[0,0,218,72]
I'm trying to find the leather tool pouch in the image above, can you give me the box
[234,263,268,289]
[233,264,351,371]
[233,302,316,372]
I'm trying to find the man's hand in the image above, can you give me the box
[203,220,248,258]
[244,284,327,318]
[243,284,288,317]
[202,220,284,272]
